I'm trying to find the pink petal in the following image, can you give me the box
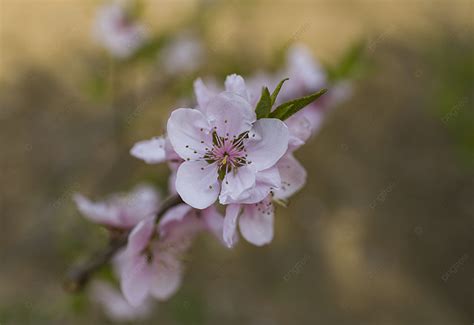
[150,252,183,300]
[326,80,352,107]
[201,205,225,243]
[73,193,120,227]
[274,154,307,200]
[165,137,183,171]
[94,3,148,59]
[205,92,256,138]
[127,217,155,256]
[223,204,241,248]
[117,184,160,226]
[121,254,153,307]
[74,185,160,229]
[168,170,177,194]
[256,166,281,189]
[219,166,256,204]
[245,71,279,106]
[193,78,217,112]
[160,214,201,253]
[130,136,167,164]
[159,203,194,233]
[175,160,220,209]
[239,199,274,246]
[224,74,250,101]
[246,119,289,171]
[293,104,324,137]
[111,248,128,278]
[285,114,312,151]
[222,166,281,205]
[286,44,326,92]
[167,108,212,161]
[90,280,152,321]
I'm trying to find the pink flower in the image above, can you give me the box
[90,280,152,322]
[130,135,182,170]
[245,71,279,106]
[223,197,274,247]
[281,44,353,139]
[283,44,327,98]
[222,153,306,248]
[74,184,160,230]
[161,33,204,75]
[94,1,148,59]
[119,204,224,306]
[193,74,249,111]
[283,45,353,110]
[167,74,289,209]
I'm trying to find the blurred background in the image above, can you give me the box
[0,0,473,324]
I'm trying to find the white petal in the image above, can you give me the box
[130,136,167,164]
[274,154,307,200]
[167,108,212,160]
[245,118,289,171]
[206,92,256,138]
[175,161,220,209]
[224,74,250,101]
[223,204,241,248]
[219,166,256,204]
[239,199,274,246]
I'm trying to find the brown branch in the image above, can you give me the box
[63,194,183,293]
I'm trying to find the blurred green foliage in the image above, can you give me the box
[426,32,474,167]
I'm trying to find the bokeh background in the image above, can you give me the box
[0,0,473,324]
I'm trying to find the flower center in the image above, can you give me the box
[203,131,249,179]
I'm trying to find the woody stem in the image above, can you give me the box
[63,194,183,293]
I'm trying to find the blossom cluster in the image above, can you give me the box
[93,0,204,75]
[94,1,148,59]
[74,43,351,320]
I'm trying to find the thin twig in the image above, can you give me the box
[63,194,183,293]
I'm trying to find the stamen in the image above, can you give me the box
[201,130,249,179]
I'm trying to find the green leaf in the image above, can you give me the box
[326,40,367,81]
[270,88,327,121]
[270,77,289,105]
[255,87,272,119]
